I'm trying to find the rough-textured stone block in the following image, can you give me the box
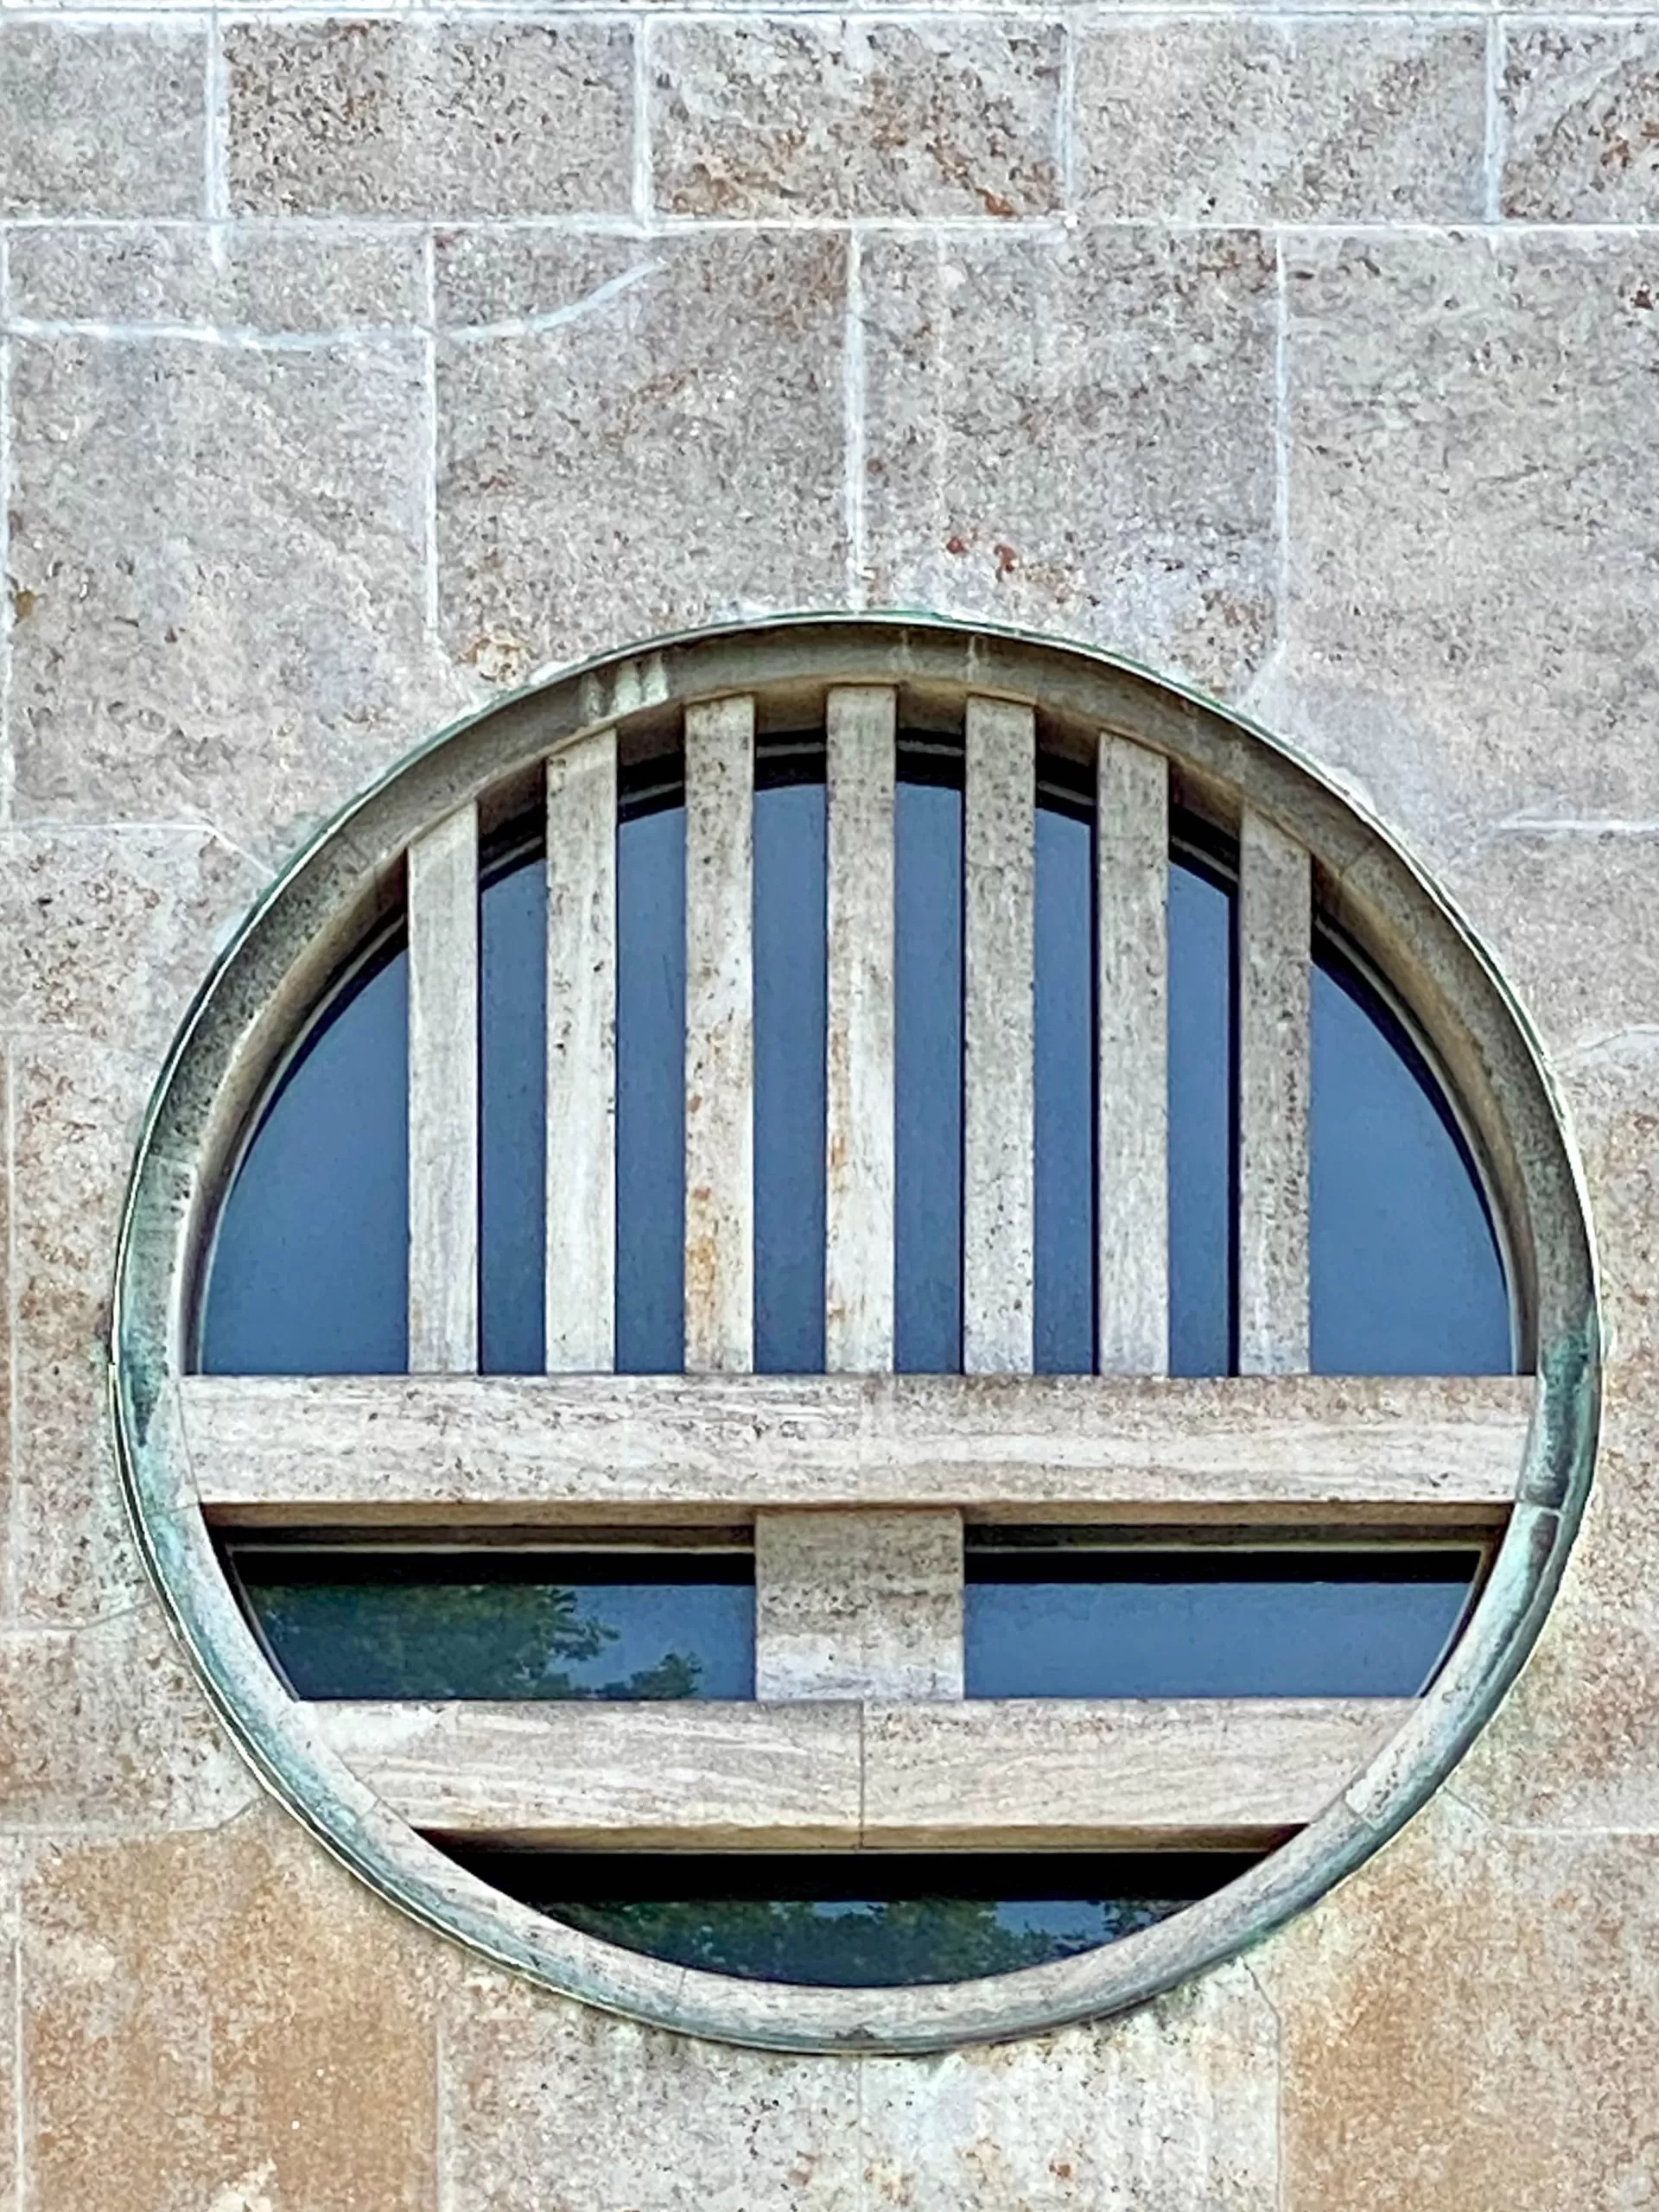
[23,1805,451,2210]
[1555,1031,1659,1366]
[8,1039,155,1625]
[0,1847,15,2212]
[1260,1797,1659,2211]
[0,829,262,1054]
[1503,25,1659,220]
[435,231,847,683]
[858,1968,1278,2209]
[651,18,1061,219]
[1254,232,1659,862]
[1452,1359,1659,1830]
[8,222,427,330]
[8,333,461,855]
[0,1608,253,1832]
[1075,20,1485,222]
[861,229,1277,699]
[440,1981,862,2210]
[0,24,201,217]
[226,20,632,218]
[755,1510,963,1700]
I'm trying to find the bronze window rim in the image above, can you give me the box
[111,610,1600,2056]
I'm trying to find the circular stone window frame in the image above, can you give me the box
[111,613,1599,2056]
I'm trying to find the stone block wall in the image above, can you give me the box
[2,5,1657,2204]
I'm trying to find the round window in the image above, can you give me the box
[114,614,1597,2053]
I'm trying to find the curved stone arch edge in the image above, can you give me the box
[110,610,1602,2057]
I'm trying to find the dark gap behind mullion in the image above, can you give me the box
[753,742,828,1373]
[616,766,687,1373]
[1033,766,1096,1376]
[895,741,964,1372]
[480,837,548,1376]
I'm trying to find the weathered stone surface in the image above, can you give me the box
[860,230,1277,699]
[23,1802,450,2210]
[8,222,426,331]
[1452,1358,1659,1831]
[858,1967,1278,2209]
[440,1980,862,2210]
[8,332,464,855]
[226,20,632,219]
[0,829,262,1054]
[1440,829,1659,1058]
[1260,1796,1659,2211]
[1503,25,1659,220]
[435,231,846,683]
[1554,1028,1659,1366]
[1076,19,1485,222]
[8,1039,153,1625]
[0,24,201,217]
[651,18,1061,219]
[1255,232,1659,861]
[0,1846,16,2212]
[0,1606,253,1833]
[756,1510,963,1700]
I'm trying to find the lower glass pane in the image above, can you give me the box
[227,1547,754,1701]
[965,1545,1479,1700]
[443,1850,1255,1986]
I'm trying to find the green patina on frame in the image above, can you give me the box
[110,613,1600,2055]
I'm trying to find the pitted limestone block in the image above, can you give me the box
[435,232,847,683]
[1254,232,1659,862]
[439,1980,863,2211]
[650,17,1061,220]
[754,1510,963,1701]
[226,19,632,219]
[1437,830,1659,1057]
[0,829,263,1056]
[22,1803,453,2212]
[8,332,463,855]
[0,1607,255,1834]
[1074,19,1485,223]
[1257,1794,1659,2211]
[859,229,1277,700]
[1451,1360,1659,1832]
[1503,25,1659,221]
[0,23,201,217]
[1555,1035,1659,1366]
[0,1844,16,2212]
[857,1966,1278,2210]
[9,1039,165,1625]
[8,222,428,331]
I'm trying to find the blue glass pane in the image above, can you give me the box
[1312,953,1510,1376]
[200,946,409,1375]
[481,854,547,1375]
[1034,801,1094,1374]
[1168,858,1232,1377]
[617,798,686,1372]
[232,1549,753,1700]
[754,772,827,1371]
[895,772,963,1371]
[965,1550,1477,1698]
[451,1850,1249,1986]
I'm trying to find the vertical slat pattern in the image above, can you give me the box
[545,728,617,1372]
[825,685,897,1373]
[1237,809,1311,1374]
[963,696,1035,1374]
[407,803,479,1372]
[684,696,755,1373]
[1096,733,1170,1376]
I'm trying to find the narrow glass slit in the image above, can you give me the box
[225,1541,755,1702]
[435,1847,1259,1987]
[963,1540,1483,1700]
